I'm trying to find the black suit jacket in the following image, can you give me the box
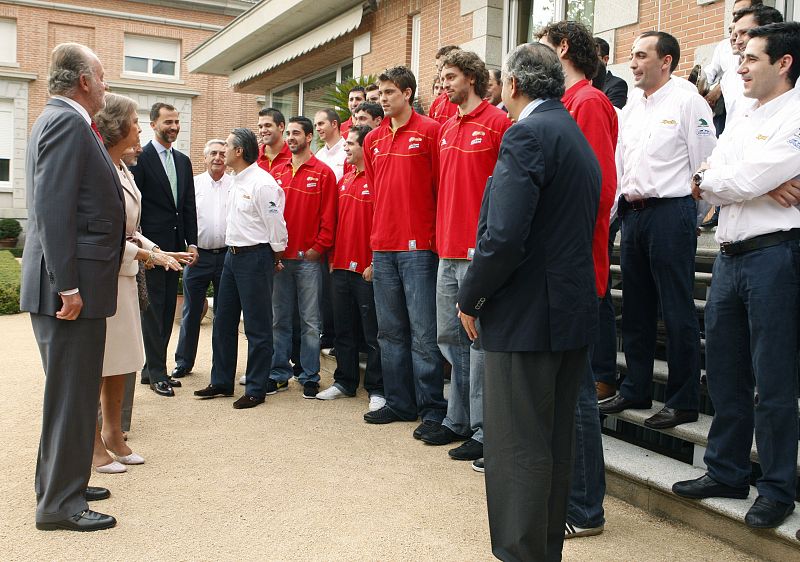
[130,140,197,251]
[603,71,628,109]
[457,99,600,353]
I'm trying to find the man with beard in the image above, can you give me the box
[131,103,198,397]
[339,86,366,136]
[269,117,337,398]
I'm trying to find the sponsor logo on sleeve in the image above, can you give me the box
[695,118,713,137]
[788,129,800,151]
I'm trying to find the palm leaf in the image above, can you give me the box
[320,75,378,122]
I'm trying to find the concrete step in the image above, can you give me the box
[611,288,706,313]
[604,435,800,561]
[609,264,713,286]
[615,352,705,387]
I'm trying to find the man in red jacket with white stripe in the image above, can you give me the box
[269,116,337,399]
[362,66,446,437]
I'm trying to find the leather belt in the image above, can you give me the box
[720,229,800,256]
[198,247,228,254]
[618,195,691,216]
[229,243,270,255]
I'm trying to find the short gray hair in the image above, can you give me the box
[203,139,226,156]
[503,43,565,101]
[230,128,258,164]
[94,93,138,149]
[48,43,96,97]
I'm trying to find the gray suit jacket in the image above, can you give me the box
[21,98,126,318]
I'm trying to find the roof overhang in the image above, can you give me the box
[186,0,364,81]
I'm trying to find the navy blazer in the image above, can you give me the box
[131,140,198,251]
[603,71,628,109]
[457,99,601,353]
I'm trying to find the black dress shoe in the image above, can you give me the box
[598,394,652,415]
[85,487,110,501]
[193,384,234,398]
[364,405,407,424]
[36,510,116,532]
[449,438,484,461]
[140,377,150,385]
[171,366,191,378]
[644,407,698,429]
[672,474,749,500]
[413,419,440,439]
[167,377,182,388]
[421,425,470,446]
[233,394,265,409]
[745,496,795,529]
[150,381,175,397]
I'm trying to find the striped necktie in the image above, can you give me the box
[165,148,178,205]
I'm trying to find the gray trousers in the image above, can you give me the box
[31,313,106,523]
[484,347,587,562]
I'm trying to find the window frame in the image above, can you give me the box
[267,60,354,116]
[0,18,17,66]
[0,98,13,191]
[123,34,181,81]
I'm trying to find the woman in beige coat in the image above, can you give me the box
[92,94,192,473]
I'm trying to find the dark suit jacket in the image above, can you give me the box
[130,140,197,251]
[603,71,628,109]
[457,99,601,353]
[20,98,126,318]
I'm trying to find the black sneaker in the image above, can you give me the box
[303,382,319,399]
[265,379,288,395]
[193,384,233,398]
[421,425,470,446]
[449,438,484,460]
[413,420,440,440]
[472,458,485,473]
[232,395,265,409]
[364,405,405,424]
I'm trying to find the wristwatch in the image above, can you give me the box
[692,170,705,187]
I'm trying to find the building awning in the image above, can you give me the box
[186,0,364,84]
[229,6,363,87]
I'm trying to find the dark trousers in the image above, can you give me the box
[331,269,383,396]
[210,246,274,398]
[320,254,336,346]
[704,241,800,505]
[484,347,587,562]
[175,248,226,371]
[619,196,700,410]
[592,218,619,386]
[31,314,106,523]
[141,265,179,384]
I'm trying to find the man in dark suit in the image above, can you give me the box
[595,37,628,108]
[21,43,125,531]
[131,103,198,397]
[457,43,601,561]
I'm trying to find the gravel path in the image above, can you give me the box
[0,313,760,561]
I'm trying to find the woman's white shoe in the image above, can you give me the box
[95,461,127,474]
[115,452,145,465]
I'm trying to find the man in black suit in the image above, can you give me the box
[131,102,198,397]
[457,43,600,562]
[595,37,627,108]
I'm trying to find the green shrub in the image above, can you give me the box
[0,218,22,239]
[320,75,379,123]
[0,250,21,314]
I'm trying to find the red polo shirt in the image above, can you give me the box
[562,79,618,296]
[271,154,337,259]
[339,117,353,137]
[332,168,373,274]
[364,111,441,252]
[257,142,291,174]
[429,92,458,124]
[437,101,511,259]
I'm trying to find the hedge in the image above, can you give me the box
[0,250,21,315]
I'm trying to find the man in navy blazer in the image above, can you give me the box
[457,43,600,562]
[131,103,198,396]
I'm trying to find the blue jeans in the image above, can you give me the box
[437,259,485,442]
[373,250,446,422]
[620,196,700,410]
[270,259,322,384]
[175,248,225,371]
[567,348,606,528]
[210,246,274,398]
[592,219,619,386]
[703,240,800,505]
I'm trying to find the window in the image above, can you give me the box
[410,14,421,78]
[0,99,12,189]
[507,0,594,48]
[124,35,180,79]
[268,62,354,118]
[0,19,16,65]
[271,84,299,122]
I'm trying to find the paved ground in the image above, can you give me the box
[0,312,760,561]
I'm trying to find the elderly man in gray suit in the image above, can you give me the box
[21,43,125,532]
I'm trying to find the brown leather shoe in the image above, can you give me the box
[232,394,265,409]
[596,382,617,402]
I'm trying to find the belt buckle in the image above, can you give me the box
[720,242,731,256]
[230,246,238,255]
[629,199,646,211]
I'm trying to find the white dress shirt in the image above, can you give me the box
[315,137,347,181]
[700,88,800,243]
[150,138,175,174]
[703,38,747,127]
[194,171,233,250]
[616,78,717,202]
[517,98,547,121]
[225,162,288,252]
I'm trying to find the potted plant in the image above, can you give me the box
[0,218,21,248]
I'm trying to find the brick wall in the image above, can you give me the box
[613,0,727,77]
[2,0,260,174]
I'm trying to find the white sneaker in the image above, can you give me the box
[564,522,604,539]
[368,394,387,411]
[316,386,347,400]
[238,375,246,386]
